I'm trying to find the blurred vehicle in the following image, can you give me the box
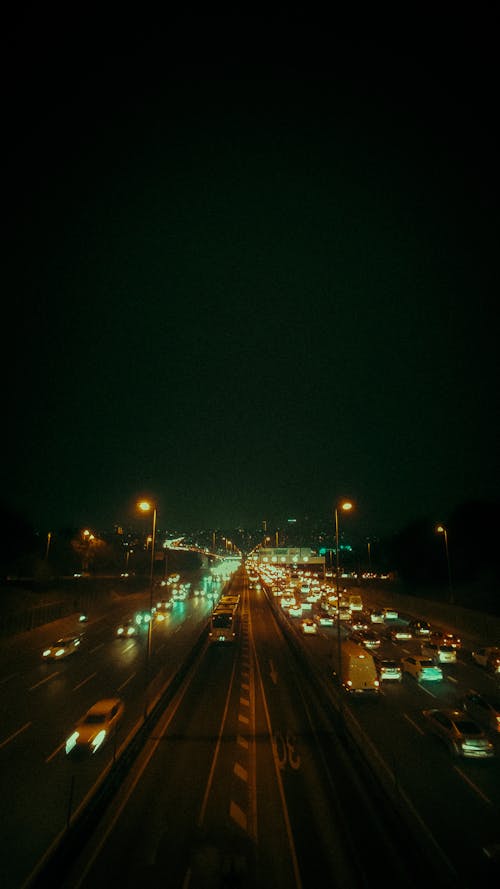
[388,626,413,642]
[338,607,352,621]
[316,611,334,627]
[156,598,173,611]
[305,591,321,603]
[429,630,462,649]
[65,698,124,755]
[374,656,402,682]
[42,635,83,660]
[350,629,381,650]
[78,613,88,623]
[422,708,495,759]
[347,594,363,612]
[301,618,318,635]
[288,603,303,617]
[172,587,187,601]
[402,655,443,681]
[350,613,371,632]
[116,619,137,638]
[134,610,152,627]
[471,646,500,675]
[408,619,432,637]
[116,619,135,639]
[369,610,385,624]
[382,606,399,620]
[280,595,295,609]
[462,690,500,734]
[421,641,457,664]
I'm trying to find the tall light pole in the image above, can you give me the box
[138,500,157,718]
[436,524,453,606]
[335,501,353,707]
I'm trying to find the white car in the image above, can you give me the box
[383,607,399,620]
[316,612,334,627]
[421,641,457,664]
[42,635,83,660]
[288,603,303,617]
[65,698,125,754]
[402,655,443,682]
[370,610,385,624]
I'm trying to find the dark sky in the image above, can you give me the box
[3,28,499,539]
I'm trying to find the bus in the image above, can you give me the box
[209,602,240,643]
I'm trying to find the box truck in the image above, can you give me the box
[332,639,380,694]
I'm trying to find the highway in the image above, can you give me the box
[1,564,499,887]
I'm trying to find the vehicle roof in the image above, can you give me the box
[85,698,122,714]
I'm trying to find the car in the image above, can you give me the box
[42,634,83,660]
[288,603,303,617]
[134,609,153,627]
[383,607,399,620]
[369,610,385,624]
[301,618,318,635]
[462,690,500,734]
[422,708,495,759]
[408,619,432,637]
[156,598,173,611]
[116,619,137,638]
[350,629,381,650]
[421,641,457,664]
[349,613,371,632]
[65,698,125,755]
[316,611,334,627]
[374,656,402,682]
[280,595,295,609]
[429,630,462,649]
[471,646,500,675]
[402,655,443,681]
[388,626,413,642]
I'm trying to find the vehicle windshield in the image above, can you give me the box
[84,714,106,725]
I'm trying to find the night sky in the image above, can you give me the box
[4,28,499,540]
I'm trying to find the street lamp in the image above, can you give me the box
[335,500,353,708]
[138,500,157,718]
[436,524,454,606]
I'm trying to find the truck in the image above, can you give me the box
[332,639,380,694]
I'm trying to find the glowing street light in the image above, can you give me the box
[436,524,454,606]
[138,500,157,718]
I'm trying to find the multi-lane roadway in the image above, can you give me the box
[1,565,499,888]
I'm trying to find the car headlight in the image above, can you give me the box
[42,649,51,657]
[65,731,79,754]
[117,627,124,635]
[91,730,107,753]
[55,648,65,657]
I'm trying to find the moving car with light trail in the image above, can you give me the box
[116,619,137,638]
[65,698,124,755]
[42,635,83,660]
